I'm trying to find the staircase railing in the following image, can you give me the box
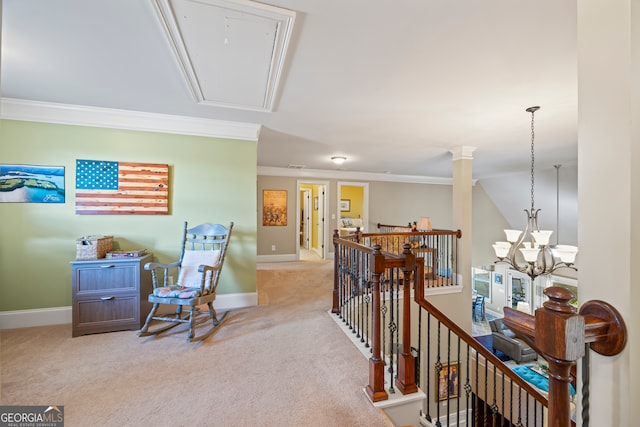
[333,227,628,427]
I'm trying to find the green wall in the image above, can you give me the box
[0,119,257,311]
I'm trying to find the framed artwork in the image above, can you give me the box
[494,273,503,284]
[436,362,459,401]
[0,164,65,203]
[339,199,350,212]
[75,159,169,215]
[263,190,287,226]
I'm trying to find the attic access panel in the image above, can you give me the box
[154,0,296,112]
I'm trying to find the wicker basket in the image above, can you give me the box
[76,235,113,260]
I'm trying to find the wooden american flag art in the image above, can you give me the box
[75,160,169,215]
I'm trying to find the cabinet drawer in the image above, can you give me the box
[75,295,138,325]
[74,263,139,293]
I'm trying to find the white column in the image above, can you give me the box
[578,1,639,424]
[450,146,476,331]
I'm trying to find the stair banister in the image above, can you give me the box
[503,286,627,427]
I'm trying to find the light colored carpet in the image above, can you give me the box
[0,259,393,427]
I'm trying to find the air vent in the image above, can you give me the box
[288,164,306,169]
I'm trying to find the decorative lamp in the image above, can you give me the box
[416,217,432,231]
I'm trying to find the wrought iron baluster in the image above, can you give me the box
[435,321,442,426]
[364,253,371,348]
[582,342,590,427]
[464,343,471,427]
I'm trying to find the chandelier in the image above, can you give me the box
[492,106,578,280]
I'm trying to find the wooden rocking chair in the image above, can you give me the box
[138,221,233,342]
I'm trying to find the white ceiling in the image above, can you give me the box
[0,0,577,181]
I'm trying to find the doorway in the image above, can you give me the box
[298,181,328,260]
[506,269,532,314]
[337,181,369,233]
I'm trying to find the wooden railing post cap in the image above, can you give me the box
[543,286,577,314]
[536,286,585,361]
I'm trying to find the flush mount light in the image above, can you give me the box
[331,156,347,165]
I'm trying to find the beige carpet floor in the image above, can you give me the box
[0,259,393,427]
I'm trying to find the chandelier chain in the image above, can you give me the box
[530,109,535,213]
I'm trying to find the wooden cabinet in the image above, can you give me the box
[70,253,152,337]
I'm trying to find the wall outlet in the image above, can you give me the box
[271,245,276,251]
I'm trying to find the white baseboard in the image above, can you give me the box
[257,254,298,262]
[0,292,258,330]
[0,306,72,330]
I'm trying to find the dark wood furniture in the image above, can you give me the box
[71,253,152,337]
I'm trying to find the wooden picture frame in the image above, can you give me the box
[436,362,459,401]
[263,190,287,226]
[339,199,350,212]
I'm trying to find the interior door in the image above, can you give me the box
[315,186,325,258]
[302,189,311,249]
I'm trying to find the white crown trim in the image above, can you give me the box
[258,166,459,185]
[0,98,261,141]
[449,146,477,161]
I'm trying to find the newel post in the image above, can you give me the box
[504,286,627,427]
[365,245,388,402]
[396,244,418,394]
[535,287,584,427]
[332,229,340,314]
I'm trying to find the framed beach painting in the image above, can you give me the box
[0,164,65,203]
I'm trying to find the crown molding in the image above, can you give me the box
[257,166,457,185]
[0,98,261,141]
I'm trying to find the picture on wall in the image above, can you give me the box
[263,190,287,226]
[339,199,350,212]
[75,159,169,215]
[0,164,65,203]
[436,362,459,401]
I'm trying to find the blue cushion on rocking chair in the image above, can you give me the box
[152,285,208,299]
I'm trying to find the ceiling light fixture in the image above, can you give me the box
[331,156,347,165]
[492,106,578,280]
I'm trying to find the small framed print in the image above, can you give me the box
[339,199,350,212]
[436,362,459,401]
